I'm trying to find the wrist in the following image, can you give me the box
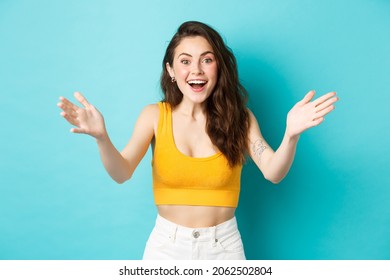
[284,130,300,143]
[95,130,109,144]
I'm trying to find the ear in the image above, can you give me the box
[166,62,175,78]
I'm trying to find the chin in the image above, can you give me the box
[188,92,212,104]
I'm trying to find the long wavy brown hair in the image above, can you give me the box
[160,21,250,167]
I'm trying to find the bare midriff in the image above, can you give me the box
[157,205,236,228]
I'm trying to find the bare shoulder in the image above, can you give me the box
[246,107,267,143]
[141,103,159,115]
[246,108,260,128]
[138,103,159,118]
[136,103,160,130]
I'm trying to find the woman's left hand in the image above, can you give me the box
[286,90,339,138]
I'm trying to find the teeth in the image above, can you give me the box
[188,80,207,85]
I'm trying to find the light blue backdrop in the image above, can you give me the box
[1,0,389,260]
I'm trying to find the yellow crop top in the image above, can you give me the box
[152,102,242,207]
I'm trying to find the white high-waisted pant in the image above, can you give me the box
[142,214,246,260]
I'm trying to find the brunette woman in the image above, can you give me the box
[58,21,338,260]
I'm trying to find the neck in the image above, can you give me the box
[176,100,207,120]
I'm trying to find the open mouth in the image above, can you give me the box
[187,80,208,90]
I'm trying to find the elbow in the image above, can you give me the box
[264,174,283,185]
[115,179,127,184]
[113,165,135,184]
[113,174,132,184]
[267,178,282,185]
[269,178,282,185]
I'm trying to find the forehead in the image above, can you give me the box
[174,36,214,56]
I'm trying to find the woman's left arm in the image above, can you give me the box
[248,90,338,184]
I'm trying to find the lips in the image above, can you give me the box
[187,79,208,91]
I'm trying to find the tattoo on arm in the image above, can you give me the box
[252,138,268,164]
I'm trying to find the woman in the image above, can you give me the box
[57,21,338,260]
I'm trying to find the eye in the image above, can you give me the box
[181,59,190,65]
[202,58,213,64]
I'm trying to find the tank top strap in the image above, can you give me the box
[157,101,172,139]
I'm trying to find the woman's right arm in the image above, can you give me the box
[58,92,158,184]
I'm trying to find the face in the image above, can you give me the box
[167,36,218,105]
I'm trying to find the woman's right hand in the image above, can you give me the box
[57,92,107,140]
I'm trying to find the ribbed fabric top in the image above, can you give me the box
[152,102,241,207]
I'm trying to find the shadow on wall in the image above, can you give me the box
[235,52,346,260]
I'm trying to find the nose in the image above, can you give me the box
[191,61,204,75]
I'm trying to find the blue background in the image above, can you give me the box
[1,0,389,260]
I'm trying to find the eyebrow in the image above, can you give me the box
[178,51,215,58]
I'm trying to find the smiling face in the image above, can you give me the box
[166,36,218,105]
